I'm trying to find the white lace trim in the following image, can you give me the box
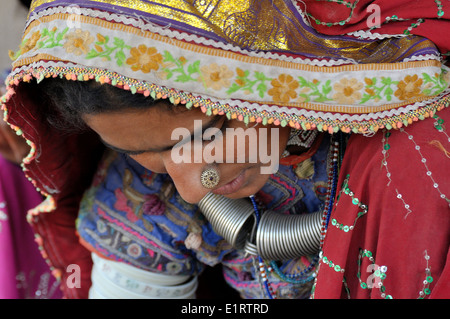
[290,0,313,27]
[347,29,406,40]
[402,54,443,63]
[9,60,450,124]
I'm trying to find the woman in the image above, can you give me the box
[1,0,449,299]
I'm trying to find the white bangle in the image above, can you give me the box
[89,253,198,299]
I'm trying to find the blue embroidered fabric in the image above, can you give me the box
[76,135,331,298]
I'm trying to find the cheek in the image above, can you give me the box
[129,153,167,173]
[218,123,290,163]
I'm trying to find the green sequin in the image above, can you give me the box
[333,175,368,233]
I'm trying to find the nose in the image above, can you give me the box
[160,152,211,204]
[130,151,211,203]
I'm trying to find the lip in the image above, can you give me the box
[211,170,246,196]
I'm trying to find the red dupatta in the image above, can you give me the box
[301,0,450,56]
[313,108,450,299]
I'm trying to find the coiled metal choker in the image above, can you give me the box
[198,192,322,261]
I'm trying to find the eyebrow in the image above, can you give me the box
[100,115,224,155]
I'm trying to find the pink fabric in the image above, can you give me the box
[0,155,62,299]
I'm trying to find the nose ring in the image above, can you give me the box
[200,167,220,189]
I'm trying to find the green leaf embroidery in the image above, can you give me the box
[161,51,200,83]
[226,70,271,98]
[421,71,448,96]
[297,77,332,103]
[85,34,131,66]
[360,76,398,104]
[37,27,69,49]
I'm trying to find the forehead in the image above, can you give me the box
[82,103,210,150]
[85,102,205,128]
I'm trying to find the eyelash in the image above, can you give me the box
[204,121,228,143]
[125,119,229,157]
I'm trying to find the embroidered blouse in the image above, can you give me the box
[76,134,331,299]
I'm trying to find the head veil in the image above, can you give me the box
[1,0,450,297]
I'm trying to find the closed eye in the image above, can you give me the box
[202,119,228,143]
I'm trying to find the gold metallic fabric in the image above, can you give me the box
[29,0,436,63]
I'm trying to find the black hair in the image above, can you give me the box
[39,78,181,132]
[19,0,32,9]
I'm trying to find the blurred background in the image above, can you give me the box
[0,0,63,299]
[0,0,31,75]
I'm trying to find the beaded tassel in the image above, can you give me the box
[250,195,276,299]
[320,135,341,246]
[270,257,318,284]
[258,257,276,299]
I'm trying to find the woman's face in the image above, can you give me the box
[83,103,291,204]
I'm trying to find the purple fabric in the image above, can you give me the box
[0,156,62,299]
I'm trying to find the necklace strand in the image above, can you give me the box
[250,133,344,298]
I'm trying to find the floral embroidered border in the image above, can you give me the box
[8,13,450,110]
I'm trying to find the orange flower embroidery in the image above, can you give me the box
[126,45,163,73]
[332,78,364,104]
[235,67,246,87]
[268,74,299,103]
[179,56,187,65]
[97,33,106,43]
[63,30,94,56]
[200,63,234,90]
[21,31,42,54]
[394,74,423,100]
